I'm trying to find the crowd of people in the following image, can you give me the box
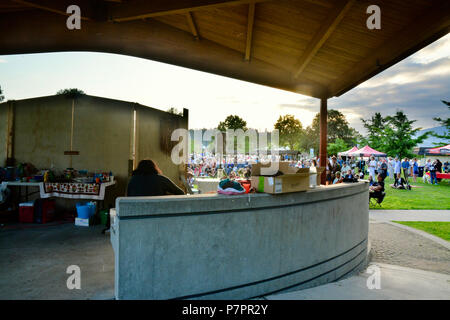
[187,152,448,188]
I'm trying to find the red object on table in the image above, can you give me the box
[237,179,251,193]
[426,172,450,179]
[437,172,450,179]
[19,204,34,223]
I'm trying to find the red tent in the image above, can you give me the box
[349,145,386,157]
[338,146,358,156]
[427,144,450,154]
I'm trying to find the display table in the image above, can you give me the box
[1,181,116,200]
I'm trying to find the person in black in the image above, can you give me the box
[127,159,185,196]
[369,174,385,201]
[379,159,388,181]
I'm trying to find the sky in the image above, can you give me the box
[0,34,449,135]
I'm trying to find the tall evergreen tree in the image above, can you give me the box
[381,111,429,158]
[361,112,386,151]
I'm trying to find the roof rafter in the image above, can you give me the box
[11,0,93,21]
[293,0,355,79]
[185,12,200,40]
[109,0,271,22]
[244,2,255,61]
[331,2,450,97]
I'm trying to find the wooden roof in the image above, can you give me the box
[1,0,449,99]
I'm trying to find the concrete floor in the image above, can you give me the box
[0,223,114,300]
[0,213,449,300]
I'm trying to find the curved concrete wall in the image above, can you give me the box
[111,182,369,299]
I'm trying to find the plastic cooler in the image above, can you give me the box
[19,202,34,223]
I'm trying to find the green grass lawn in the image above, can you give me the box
[370,176,450,210]
[392,221,450,241]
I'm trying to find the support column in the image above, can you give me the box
[6,101,15,167]
[319,98,327,185]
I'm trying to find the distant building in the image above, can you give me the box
[413,126,448,155]
[413,126,449,163]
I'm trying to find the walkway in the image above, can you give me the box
[369,210,450,222]
[266,263,450,300]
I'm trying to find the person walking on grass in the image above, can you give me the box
[368,156,377,180]
[411,157,419,182]
[401,157,410,183]
[387,157,394,180]
[430,160,439,185]
[393,157,401,187]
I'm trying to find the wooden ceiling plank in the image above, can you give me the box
[244,3,255,61]
[11,0,92,21]
[293,0,355,78]
[110,0,271,22]
[331,2,450,97]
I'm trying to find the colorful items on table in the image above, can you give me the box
[217,179,246,195]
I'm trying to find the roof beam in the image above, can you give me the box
[185,12,200,40]
[293,0,355,78]
[109,0,270,22]
[244,3,255,61]
[330,2,450,97]
[11,0,93,21]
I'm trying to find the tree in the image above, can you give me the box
[327,138,349,157]
[382,111,429,158]
[217,115,247,132]
[166,107,183,116]
[217,115,247,155]
[302,109,360,154]
[274,115,303,150]
[431,100,450,145]
[56,88,85,98]
[361,112,386,151]
[0,85,4,102]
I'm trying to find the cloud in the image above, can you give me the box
[410,33,450,65]
[0,58,7,63]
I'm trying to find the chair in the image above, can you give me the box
[369,191,386,207]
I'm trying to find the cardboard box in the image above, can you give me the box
[251,162,310,194]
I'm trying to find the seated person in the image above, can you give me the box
[333,171,343,184]
[368,175,374,186]
[358,169,364,180]
[127,159,185,196]
[343,169,356,182]
[369,174,385,200]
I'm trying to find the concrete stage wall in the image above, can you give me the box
[111,182,369,300]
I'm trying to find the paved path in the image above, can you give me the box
[370,210,450,222]
[266,263,450,300]
[368,222,450,275]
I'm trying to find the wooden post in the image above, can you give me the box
[6,101,15,166]
[319,98,327,185]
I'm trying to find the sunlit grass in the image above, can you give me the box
[370,176,450,210]
[392,221,450,241]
